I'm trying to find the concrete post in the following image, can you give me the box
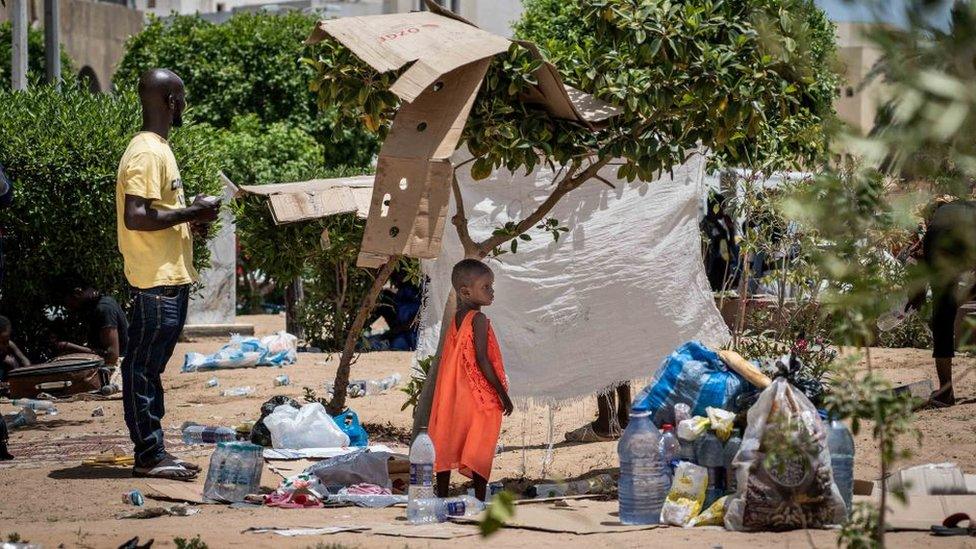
[44,0,61,87]
[10,0,28,91]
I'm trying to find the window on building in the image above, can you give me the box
[147,0,156,8]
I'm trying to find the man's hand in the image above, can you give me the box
[189,195,220,223]
[500,392,514,416]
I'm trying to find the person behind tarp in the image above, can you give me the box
[907,199,976,407]
[701,191,739,292]
[365,269,421,351]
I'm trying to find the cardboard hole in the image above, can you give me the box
[389,226,400,238]
[380,193,391,217]
[399,177,408,191]
[416,122,428,132]
[433,81,444,91]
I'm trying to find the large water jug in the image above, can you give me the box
[407,427,437,524]
[827,419,855,514]
[618,406,669,525]
[203,441,263,503]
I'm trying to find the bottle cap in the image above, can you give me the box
[661,423,673,431]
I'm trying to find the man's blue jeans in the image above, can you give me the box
[122,285,189,468]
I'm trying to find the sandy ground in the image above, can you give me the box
[1,314,974,548]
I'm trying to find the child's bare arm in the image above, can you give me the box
[9,342,29,368]
[472,313,513,416]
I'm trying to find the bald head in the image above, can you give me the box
[138,68,186,130]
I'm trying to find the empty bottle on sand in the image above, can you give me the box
[617,405,670,525]
[6,407,36,428]
[407,427,437,524]
[723,429,742,494]
[221,386,254,397]
[696,430,726,508]
[529,473,615,498]
[658,423,680,479]
[182,424,237,444]
[827,418,854,514]
[409,495,486,523]
[11,398,57,415]
[273,374,290,387]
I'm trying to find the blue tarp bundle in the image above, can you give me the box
[632,341,747,426]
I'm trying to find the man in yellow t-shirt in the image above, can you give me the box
[116,69,219,481]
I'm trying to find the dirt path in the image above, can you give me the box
[1,315,973,548]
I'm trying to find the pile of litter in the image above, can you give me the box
[181,332,298,372]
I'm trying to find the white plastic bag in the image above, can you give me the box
[660,461,708,526]
[264,403,350,449]
[724,378,846,531]
[261,331,298,365]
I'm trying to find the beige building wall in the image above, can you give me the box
[834,22,889,135]
[1,0,143,92]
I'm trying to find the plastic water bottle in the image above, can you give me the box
[220,386,254,397]
[410,495,486,522]
[407,427,437,524]
[659,423,680,478]
[122,489,145,506]
[529,473,614,498]
[673,402,691,425]
[182,424,237,444]
[273,374,290,387]
[11,399,57,415]
[827,419,855,514]
[696,430,726,508]
[723,429,742,494]
[205,377,219,388]
[203,441,264,503]
[5,407,36,428]
[617,406,670,525]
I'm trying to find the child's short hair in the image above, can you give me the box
[451,259,492,291]
[0,315,10,333]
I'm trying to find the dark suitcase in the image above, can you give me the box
[7,353,109,398]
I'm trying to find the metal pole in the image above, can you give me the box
[10,0,28,91]
[44,0,61,87]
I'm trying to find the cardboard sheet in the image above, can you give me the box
[372,523,479,539]
[456,499,660,535]
[238,175,374,225]
[853,494,976,531]
[305,0,623,268]
[144,481,209,504]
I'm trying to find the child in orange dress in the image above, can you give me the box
[428,259,514,501]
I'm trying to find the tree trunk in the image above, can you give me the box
[733,255,751,348]
[326,257,398,415]
[285,277,305,341]
[411,289,457,437]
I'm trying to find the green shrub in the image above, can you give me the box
[114,12,376,167]
[0,21,75,88]
[0,84,222,356]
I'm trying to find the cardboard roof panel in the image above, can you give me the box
[238,176,374,224]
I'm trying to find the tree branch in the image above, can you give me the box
[475,155,613,255]
[450,172,480,258]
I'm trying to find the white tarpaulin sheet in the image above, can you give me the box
[417,151,731,404]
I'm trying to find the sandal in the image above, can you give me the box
[564,423,617,443]
[932,513,976,536]
[133,456,198,482]
[165,452,201,473]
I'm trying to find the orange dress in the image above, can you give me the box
[428,310,508,480]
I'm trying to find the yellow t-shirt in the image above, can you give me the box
[116,132,197,289]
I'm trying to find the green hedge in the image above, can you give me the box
[0,85,222,357]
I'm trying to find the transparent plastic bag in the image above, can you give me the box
[264,403,350,449]
[689,495,727,527]
[724,378,846,531]
[660,461,708,526]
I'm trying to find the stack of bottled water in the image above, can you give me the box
[203,441,264,503]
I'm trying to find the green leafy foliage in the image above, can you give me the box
[0,21,75,88]
[478,490,516,537]
[0,84,221,357]
[400,355,432,412]
[173,535,208,549]
[114,12,376,167]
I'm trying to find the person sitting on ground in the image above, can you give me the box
[365,269,422,352]
[564,383,631,442]
[428,259,513,502]
[0,315,30,382]
[55,277,129,370]
[907,199,976,407]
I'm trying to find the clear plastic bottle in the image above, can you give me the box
[6,407,36,428]
[220,386,254,397]
[182,424,237,444]
[203,441,264,503]
[673,402,691,425]
[408,496,486,523]
[530,473,614,498]
[827,419,855,514]
[11,398,57,415]
[273,374,290,387]
[205,377,219,388]
[696,430,726,508]
[617,406,670,525]
[723,428,742,494]
[407,427,437,524]
[658,423,680,479]
[122,489,145,506]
